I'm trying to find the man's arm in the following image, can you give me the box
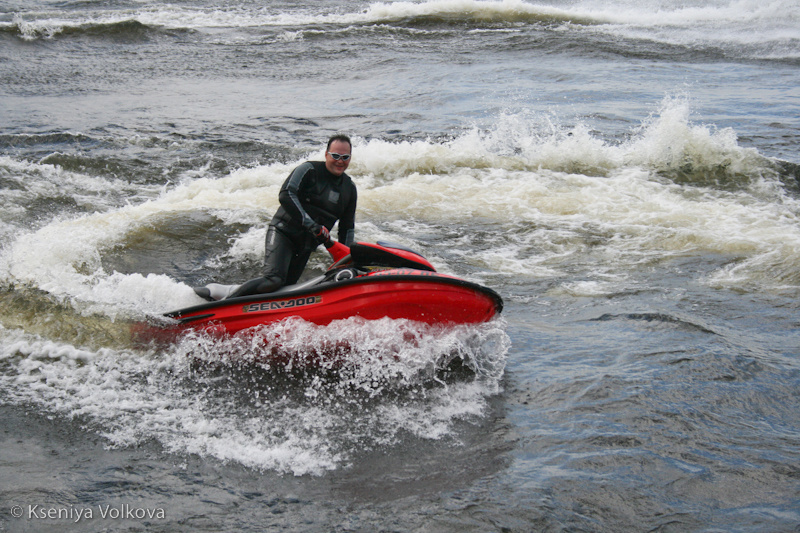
[278,162,317,231]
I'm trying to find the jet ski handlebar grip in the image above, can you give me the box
[325,240,351,263]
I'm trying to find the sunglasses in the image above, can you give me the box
[327,152,351,161]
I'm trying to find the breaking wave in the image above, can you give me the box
[4,0,798,61]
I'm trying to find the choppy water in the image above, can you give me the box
[1,0,799,531]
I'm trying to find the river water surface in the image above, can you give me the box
[1,0,799,531]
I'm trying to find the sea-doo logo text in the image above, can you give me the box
[243,296,322,313]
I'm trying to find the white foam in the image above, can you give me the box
[0,317,509,476]
[4,94,797,314]
[1,162,291,317]
[350,96,800,293]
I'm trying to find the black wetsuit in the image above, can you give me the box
[228,161,357,297]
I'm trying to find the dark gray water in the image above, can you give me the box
[2,0,800,531]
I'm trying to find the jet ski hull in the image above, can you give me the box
[165,269,503,337]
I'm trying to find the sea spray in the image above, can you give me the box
[1,316,508,476]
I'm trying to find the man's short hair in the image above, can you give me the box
[327,134,352,151]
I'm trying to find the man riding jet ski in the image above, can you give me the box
[195,133,356,301]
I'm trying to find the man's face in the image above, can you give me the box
[325,140,351,176]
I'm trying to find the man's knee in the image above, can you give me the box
[227,275,283,298]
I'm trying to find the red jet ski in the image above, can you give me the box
[159,240,503,337]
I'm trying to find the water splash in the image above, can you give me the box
[0,317,509,476]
